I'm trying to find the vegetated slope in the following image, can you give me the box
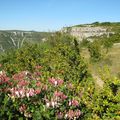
[63,22,120,83]
[0,30,52,52]
[0,32,119,120]
[80,38,120,79]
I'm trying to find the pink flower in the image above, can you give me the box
[48,77,64,86]
[36,82,41,87]
[10,87,25,98]
[69,99,79,107]
[72,100,79,106]
[67,110,74,119]
[57,79,64,85]
[0,72,10,85]
[35,89,41,94]
[9,87,40,98]
[48,77,56,85]
[54,91,67,100]
[28,88,35,97]
[18,80,29,87]
[19,89,25,97]
[20,89,24,97]
[54,91,62,97]
[65,109,81,119]
[19,104,27,113]
[12,71,27,81]
[61,94,67,100]
[75,110,82,118]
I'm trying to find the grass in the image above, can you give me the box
[81,43,120,78]
[108,44,120,76]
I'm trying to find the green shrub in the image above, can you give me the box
[0,43,43,74]
[88,40,102,62]
[89,67,120,119]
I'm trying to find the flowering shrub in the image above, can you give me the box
[0,65,83,119]
[2,65,119,120]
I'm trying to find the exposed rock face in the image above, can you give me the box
[61,25,114,41]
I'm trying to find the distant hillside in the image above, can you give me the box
[61,22,120,41]
[1,22,120,52]
[0,30,52,52]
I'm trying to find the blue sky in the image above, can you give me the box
[0,0,120,31]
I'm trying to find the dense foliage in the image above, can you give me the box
[0,33,120,120]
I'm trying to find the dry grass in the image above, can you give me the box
[81,43,120,77]
[108,44,120,76]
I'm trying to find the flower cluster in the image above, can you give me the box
[54,91,67,100]
[34,65,42,79]
[9,87,41,98]
[0,65,82,119]
[45,91,67,108]
[0,71,11,92]
[17,80,29,87]
[65,109,82,119]
[56,109,82,119]
[0,71,10,85]
[19,104,27,113]
[19,104,32,118]
[69,99,79,107]
[8,69,41,98]
[12,71,28,81]
[48,77,63,86]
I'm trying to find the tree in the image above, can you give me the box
[103,38,113,53]
[88,40,102,61]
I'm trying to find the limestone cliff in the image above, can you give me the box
[61,24,114,41]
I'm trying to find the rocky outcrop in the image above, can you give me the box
[61,25,114,41]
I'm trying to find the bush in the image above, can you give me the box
[80,39,90,47]
[0,43,43,74]
[90,67,120,119]
[88,40,102,62]
[0,65,88,119]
